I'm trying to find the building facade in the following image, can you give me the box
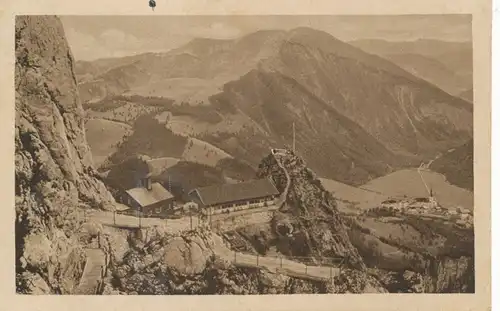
[188,178,280,216]
[118,175,175,217]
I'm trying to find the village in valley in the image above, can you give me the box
[376,192,473,229]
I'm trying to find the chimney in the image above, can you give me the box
[144,175,152,191]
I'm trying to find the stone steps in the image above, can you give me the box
[74,248,106,295]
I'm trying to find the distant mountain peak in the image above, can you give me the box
[288,26,337,37]
[239,29,287,38]
[185,37,233,45]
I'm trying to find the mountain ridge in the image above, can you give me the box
[349,38,473,96]
[377,53,471,95]
[80,26,473,185]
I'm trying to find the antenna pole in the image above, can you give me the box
[292,122,295,152]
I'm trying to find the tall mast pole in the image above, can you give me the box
[292,121,295,153]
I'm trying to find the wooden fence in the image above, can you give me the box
[230,251,345,283]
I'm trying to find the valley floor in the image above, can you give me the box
[320,168,473,212]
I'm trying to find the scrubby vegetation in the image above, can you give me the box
[403,215,474,258]
[430,140,473,191]
[108,114,188,165]
[216,158,257,181]
[86,95,223,124]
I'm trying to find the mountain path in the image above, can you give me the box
[212,236,341,282]
[271,148,292,207]
[74,248,106,295]
[223,251,341,282]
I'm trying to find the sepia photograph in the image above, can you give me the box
[15,14,476,295]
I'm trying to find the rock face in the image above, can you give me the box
[423,255,475,293]
[162,236,214,275]
[375,255,474,293]
[15,15,114,294]
[257,152,366,270]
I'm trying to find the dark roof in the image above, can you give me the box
[126,182,174,207]
[191,178,279,206]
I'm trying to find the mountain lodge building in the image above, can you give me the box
[188,178,280,216]
[117,174,175,216]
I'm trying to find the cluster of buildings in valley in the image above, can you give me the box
[379,190,473,228]
[115,172,281,219]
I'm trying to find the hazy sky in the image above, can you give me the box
[60,15,472,61]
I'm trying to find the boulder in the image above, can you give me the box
[162,236,213,275]
[80,222,104,237]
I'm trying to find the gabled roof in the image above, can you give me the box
[126,182,174,207]
[191,178,279,206]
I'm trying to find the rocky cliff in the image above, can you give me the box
[375,256,474,293]
[256,151,366,270]
[423,255,475,293]
[15,15,115,294]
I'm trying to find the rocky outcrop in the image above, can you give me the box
[161,236,214,275]
[257,152,366,270]
[422,255,474,293]
[107,227,374,294]
[373,255,474,293]
[374,270,426,293]
[335,269,388,293]
[15,15,115,294]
